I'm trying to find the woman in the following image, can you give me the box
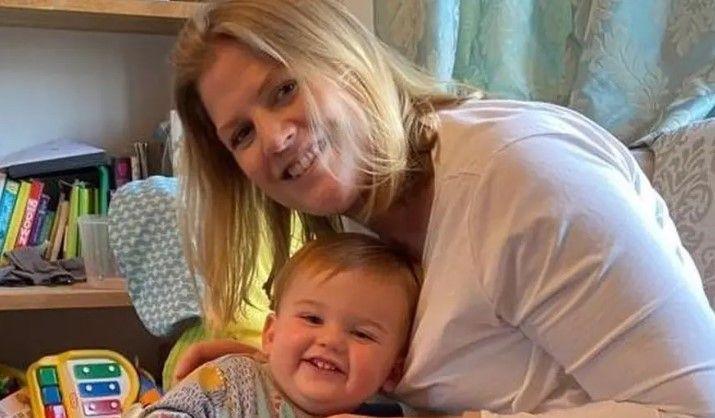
[171,1,715,417]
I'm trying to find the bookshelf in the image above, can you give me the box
[0,0,202,34]
[0,277,130,310]
[0,0,193,378]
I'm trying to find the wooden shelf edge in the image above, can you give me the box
[0,277,131,311]
[0,0,204,34]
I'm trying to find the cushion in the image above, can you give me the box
[650,118,715,309]
[108,176,202,336]
[108,176,270,342]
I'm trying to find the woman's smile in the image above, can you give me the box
[198,40,365,216]
[284,138,325,180]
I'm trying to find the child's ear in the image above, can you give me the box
[261,313,277,356]
[381,357,404,393]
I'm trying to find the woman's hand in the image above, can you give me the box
[173,339,261,383]
[328,415,468,418]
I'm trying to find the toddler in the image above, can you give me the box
[139,233,420,417]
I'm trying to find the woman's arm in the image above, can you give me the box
[469,135,715,417]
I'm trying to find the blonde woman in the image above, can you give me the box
[171,1,715,417]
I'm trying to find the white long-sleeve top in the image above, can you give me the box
[393,100,715,417]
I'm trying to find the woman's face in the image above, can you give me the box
[198,40,365,216]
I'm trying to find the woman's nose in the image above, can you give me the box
[254,109,296,155]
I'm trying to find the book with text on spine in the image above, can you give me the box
[0,179,20,251]
[2,181,30,255]
[15,180,45,248]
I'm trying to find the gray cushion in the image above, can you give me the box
[651,118,715,309]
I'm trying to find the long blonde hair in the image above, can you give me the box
[172,0,475,331]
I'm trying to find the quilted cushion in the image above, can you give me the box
[108,176,202,336]
[651,118,715,309]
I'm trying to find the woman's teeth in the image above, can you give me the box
[287,142,320,179]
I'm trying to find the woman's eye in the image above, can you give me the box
[274,80,297,103]
[229,125,253,149]
[300,314,322,325]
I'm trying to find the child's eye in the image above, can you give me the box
[300,314,323,325]
[351,330,376,342]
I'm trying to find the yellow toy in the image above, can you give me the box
[26,350,138,418]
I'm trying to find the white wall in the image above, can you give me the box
[0,27,176,159]
[0,1,373,160]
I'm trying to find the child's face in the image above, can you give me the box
[262,268,411,415]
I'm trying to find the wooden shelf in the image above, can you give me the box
[0,0,203,34]
[0,277,131,311]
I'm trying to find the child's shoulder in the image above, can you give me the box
[140,354,268,418]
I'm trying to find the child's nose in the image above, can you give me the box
[316,325,346,352]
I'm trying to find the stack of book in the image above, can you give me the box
[0,141,112,262]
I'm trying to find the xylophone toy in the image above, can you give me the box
[26,350,139,418]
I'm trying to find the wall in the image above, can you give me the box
[0,0,373,161]
[0,28,176,160]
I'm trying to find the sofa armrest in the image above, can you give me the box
[649,118,715,309]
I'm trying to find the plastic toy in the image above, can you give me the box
[26,350,139,418]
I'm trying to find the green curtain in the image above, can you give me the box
[375,0,715,145]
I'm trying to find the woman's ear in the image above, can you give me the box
[261,313,277,356]
[381,357,404,393]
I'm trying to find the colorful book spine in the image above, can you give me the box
[3,181,31,254]
[77,186,89,256]
[63,184,81,259]
[15,180,45,248]
[28,193,50,246]
[0,180,20,251]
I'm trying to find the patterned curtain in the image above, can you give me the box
[374,0,715,145]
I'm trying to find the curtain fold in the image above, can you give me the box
[374,0,715,145]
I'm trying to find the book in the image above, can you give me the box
[62,183,81,259]
[0,180,20,251]
[97,165,110,215]
[0,140,109,178]
[44,193,65,260]
[48,200,69,261]
[38,211,55,247]
[77,186,90,256]
[130,155,141,181]
[28,194,51,246]
[137,141,149,179]
[15,180,45,248]
[113,157,132,189]
[0,172,6,203]
[2,181,31,254]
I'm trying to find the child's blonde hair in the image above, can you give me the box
[172,0,476,330]
[270,233,421,327]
